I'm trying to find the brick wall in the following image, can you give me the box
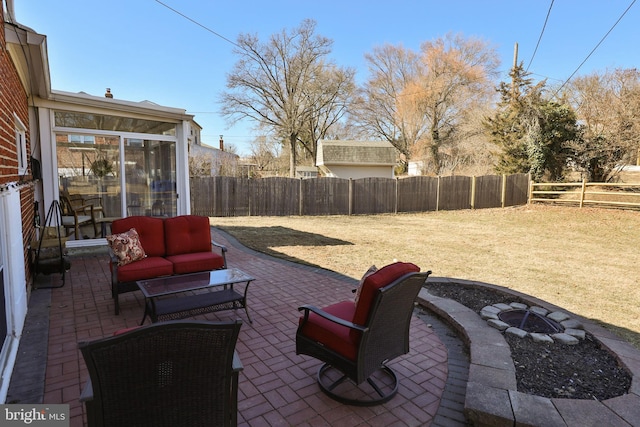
[1,6,37,286]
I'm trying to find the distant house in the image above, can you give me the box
[188,133,239,177]
[316,140,397,179]
[295,166,319,179]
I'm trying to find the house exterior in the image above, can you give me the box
[316,140,397,179]
[0,0,218,400]
[295,166,319,179]
[0,2,39,401]
[189,134,239,177]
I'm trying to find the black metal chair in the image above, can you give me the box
[79,320,242,426]
[296,262,431,406]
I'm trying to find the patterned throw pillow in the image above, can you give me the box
[106,228,146,266]
[354,265,377,305]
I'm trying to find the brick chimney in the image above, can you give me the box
[219,135,224,151]
[105,88,113,98]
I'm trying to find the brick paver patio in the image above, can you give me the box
[8,228,467,426]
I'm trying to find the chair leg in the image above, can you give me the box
[316,363,399,407]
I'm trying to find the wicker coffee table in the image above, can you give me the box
[136,268,255,324]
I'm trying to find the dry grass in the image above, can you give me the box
[210,204,640,349]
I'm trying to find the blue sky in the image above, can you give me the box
[13,0,639,155]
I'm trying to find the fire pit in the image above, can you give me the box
[480,302,585,344]
[498,309,563,334]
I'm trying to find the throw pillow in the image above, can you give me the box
[106,228,146,266]
[354,265,377,305]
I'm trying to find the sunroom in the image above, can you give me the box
[34,90,196,241]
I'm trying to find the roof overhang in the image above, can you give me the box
[4,21,51,99]
[35,90,194,122]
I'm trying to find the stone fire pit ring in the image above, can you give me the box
[417,277,640,427]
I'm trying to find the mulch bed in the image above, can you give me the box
[426,282,632,400]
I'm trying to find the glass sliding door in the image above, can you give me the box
[57,133,121,218]
[124,138,177,217]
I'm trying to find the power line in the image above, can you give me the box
[526,0,554,72]
[154,0,240,49]
[554,0,636,96]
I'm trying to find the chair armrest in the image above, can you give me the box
[211,240,227,253]
[232,350,243,373]
[211,240,228,267]
[79,378,93,403]
[298,304,366,332]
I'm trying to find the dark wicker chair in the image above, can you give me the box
[296,262,431,406]
[79,320,242,427]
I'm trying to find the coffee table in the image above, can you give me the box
[136,268,255,324]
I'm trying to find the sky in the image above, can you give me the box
[12,0,640,156]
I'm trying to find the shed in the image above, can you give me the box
[316,140,396,179]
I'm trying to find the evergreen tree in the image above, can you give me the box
[485,64,578,181]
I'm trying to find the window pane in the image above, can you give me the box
[57,134,121,217]
[125,139,176,217]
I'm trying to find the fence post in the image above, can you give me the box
[349,178,353,216]
[395,177,399,214]
[580,179,586,208]
[501,174,507,208]
[248,178,252,217]
[470,176,476,210]
[436,176,441,211]
[299,178,303,216]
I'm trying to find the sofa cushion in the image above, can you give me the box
[106,228,146,266]
[112,216,166,257]
[164,215,212,256]
[166,252,225,275]
[115,256,174,283]
[352,262,420,331]
[299,301,358,361]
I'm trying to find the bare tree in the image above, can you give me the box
[297,62,356,165]
[404,34,500,175]
[219,19,353,176]
[350,44,421,168]
[352,35,498,174]
[563,68,640,181]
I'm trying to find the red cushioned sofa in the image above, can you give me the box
[109,215,227,314]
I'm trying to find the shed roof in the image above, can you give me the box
[316,140,396,166]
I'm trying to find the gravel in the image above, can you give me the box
[426,282,632,400]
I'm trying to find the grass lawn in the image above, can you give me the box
[211,204,640,349]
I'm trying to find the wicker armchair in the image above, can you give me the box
[296,262,431,406]
[79,320,243,426]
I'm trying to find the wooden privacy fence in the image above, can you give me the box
[191,173,529,217]
[529,181,640,209]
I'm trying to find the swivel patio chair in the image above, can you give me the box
[79,320,243,427]
[296,262,431,406]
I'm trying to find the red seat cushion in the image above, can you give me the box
[166,252,225,275]
[111,216,166,257]
[114,256,174,283]
[164,215,211,256]
[299,301,358,361]
[351,262,420,336]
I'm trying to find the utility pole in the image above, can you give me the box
[511,42,518,100]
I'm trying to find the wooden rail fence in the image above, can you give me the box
[529,181,640,209]
[190,173,530,217]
